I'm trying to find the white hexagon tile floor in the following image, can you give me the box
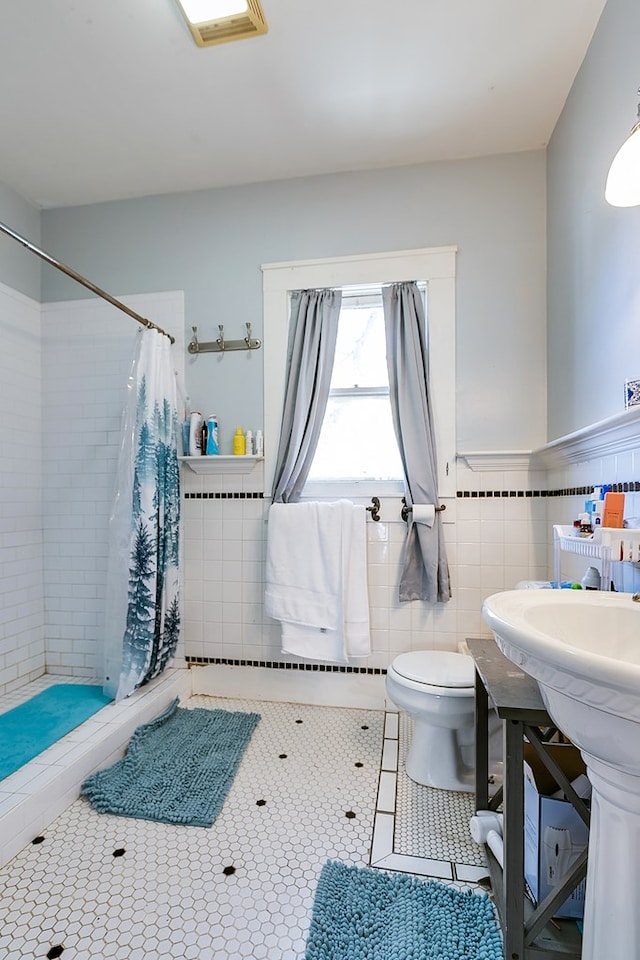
[0,695,489,960]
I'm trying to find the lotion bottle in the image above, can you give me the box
[233,427,246,456]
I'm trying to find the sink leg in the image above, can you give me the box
[581,754,640,960]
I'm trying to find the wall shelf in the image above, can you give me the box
[456,450,534,472]
[179,455,263,475]
[553,524,640,588]
[533,406,640,468]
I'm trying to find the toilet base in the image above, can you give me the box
[405,717,475,792]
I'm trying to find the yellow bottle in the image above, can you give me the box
[233,426,246,456]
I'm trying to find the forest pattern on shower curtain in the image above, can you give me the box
[119,372,181,696]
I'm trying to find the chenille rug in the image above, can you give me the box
[305,860,503,960]
[82,698,260,827]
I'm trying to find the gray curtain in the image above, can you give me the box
[382,282,451,603]
[272,288,342,502]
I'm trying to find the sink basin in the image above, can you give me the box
[482,589,640,960]
[483,590,640,764]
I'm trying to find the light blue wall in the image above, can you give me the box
[547,0,640,440]
[0,182,41,299]
[39,151,547,454]
[6,0,637,453]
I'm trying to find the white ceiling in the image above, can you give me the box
[0,0,607,209]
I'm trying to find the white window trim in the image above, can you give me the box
[261,246,457,498]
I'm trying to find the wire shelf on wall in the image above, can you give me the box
[553,524,640,589]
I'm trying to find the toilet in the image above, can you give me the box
[385,650,481,792]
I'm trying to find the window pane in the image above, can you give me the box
[330,305,389,388]
[307,393,403,480]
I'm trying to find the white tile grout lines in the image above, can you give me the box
[0,695,489,960]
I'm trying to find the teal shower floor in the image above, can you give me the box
[0,684,111,781]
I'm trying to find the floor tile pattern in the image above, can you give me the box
[0,671,188,870]
[0,695,490,959]
[369,711,489,884]
[394,715,485,867]
[0,696,384,960]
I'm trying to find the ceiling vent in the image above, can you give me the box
[176,0,268,47]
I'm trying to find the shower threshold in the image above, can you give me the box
[0,668,190,869]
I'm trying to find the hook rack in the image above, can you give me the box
[188,323,262,355]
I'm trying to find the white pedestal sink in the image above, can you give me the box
[482,589,640,960]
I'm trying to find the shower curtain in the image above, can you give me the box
[103,329,181,701]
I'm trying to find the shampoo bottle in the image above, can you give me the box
[245,429,253,456]
[255,430,264,457]
[233,427,246,456]
[206,416,219,455]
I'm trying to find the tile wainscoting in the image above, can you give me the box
[180,457,550,674]
[183,413,640,681]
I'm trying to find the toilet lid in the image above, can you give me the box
[392,651,475,688]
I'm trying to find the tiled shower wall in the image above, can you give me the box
[0,284,191,697]
[0,282,43,695]
[39,293,184,684]
[40,300,139,682]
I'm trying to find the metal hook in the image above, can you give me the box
[187,323,262,354]
[188,325,200,354]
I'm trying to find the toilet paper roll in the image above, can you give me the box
[470,812,503,844]
[487,830,504,868]
[411,504,435,528]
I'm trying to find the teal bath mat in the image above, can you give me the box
[0,684,112,782]
[82,698,260,827]
[305,861,503,960]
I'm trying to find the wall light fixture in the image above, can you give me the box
[605,88,640,207]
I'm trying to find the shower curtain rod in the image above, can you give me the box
[0,220,175,344]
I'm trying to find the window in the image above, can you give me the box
[262,247,456,498]
[306,284,425,481]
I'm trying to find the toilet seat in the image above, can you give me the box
[392,651,474,689]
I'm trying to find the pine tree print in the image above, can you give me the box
[122,518,157,680]
[115,331,181,700]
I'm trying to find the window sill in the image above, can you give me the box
[302,479,405,499]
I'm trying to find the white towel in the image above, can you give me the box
[265,500,370,663]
